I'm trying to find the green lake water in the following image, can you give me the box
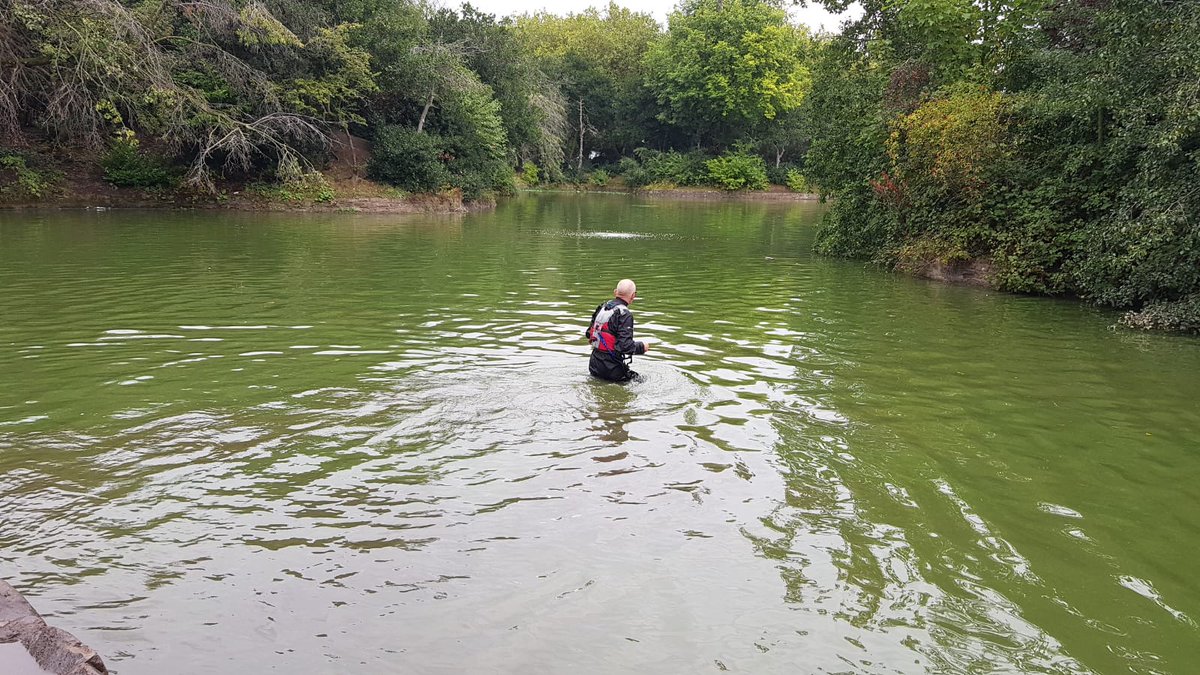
[1,194,1198,674]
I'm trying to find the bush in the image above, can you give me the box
[617,160,651,188]
[453,161,513,201]
[248,171,335,204]
[765,163,788,185]
[0,154,59,199]
[368,126,449,192]
[101,137,176,188]
[635,148,709,186]
[589,169,610,187]
[521,162,540,185]
[613,157,640,176]
[705,151,769,191]
[1120,294,1200,334]
[813,183,899,259]
[785,169,809,192]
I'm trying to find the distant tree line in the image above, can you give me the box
[0,0,813,200]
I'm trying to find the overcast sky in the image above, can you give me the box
[462,0,861,34]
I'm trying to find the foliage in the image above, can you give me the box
[802,0,1200,331]
[799,40,889,197]
[615,157,650,187]
[522,162,540,185]
[887,85,1006,195]
[784,170,808,193]
[644,0,812,145]
[0,153,59,199]
[281,23,377,125]
[0,0,333,191]
[438,84,514,199]
[1120,295,1200,334]
[368,126,449,193]
[249,172,335,204]
[589,169,609,187]
[705,150,769,191]
[101,136,177,188]
[514,3,661,159]
[634,149,711,186]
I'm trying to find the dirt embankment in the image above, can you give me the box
[0,132,480,214]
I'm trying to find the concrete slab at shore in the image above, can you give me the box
[0,581,106,675]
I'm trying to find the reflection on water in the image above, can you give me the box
[1,195,1199,674]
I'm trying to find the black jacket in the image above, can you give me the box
[586,298,645,381]
[586,298,646,356]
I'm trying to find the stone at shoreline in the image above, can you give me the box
[0,581,106,675]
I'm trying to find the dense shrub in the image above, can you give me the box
[616,157,651,187]
[765,163,795,185]
[0,153,59,199]
[101,137,176,188]
[249,172,335,204]
[453,161,514,201]
[368,126,450,193]
[634,148,710,186]
[784,170,808,192]
[613,157,640,176]
[521,162,540,185]
[813,183,899,258]
[801,0,1200,332]
[1120,294,1200,334]
[589,169,610,187]
[705,151,769,191]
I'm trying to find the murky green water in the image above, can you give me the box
[1,194,1198,674]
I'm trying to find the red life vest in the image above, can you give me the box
[588,302,628,353]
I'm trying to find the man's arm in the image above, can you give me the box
[614,308,646,355]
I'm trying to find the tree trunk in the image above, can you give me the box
[417,90,434,134]
[775,149,784,168]
[577,98,584,172]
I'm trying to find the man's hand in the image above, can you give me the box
[641,339,651,353]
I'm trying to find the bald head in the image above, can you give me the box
[614,279,637,302]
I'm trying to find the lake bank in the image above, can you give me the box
[0,171,484,214]
[1,179,817,213]
[520,184,819,202]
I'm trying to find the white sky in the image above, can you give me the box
[463,0,861,34]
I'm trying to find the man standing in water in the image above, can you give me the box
[585,279,650,382]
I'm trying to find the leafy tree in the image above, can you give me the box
[644,0,812,146]
[514,3,661,162]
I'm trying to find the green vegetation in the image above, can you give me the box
[0,153,59,200]
[706,150,769,191]
[799,0,1200,332]
[0,0,1195,330]
[785,170,808,193]
[101,137,177,189]
[247,173,335,204]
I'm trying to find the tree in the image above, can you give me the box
[643,0,812,147]
[514,3,661,164]
[0,0,345,191]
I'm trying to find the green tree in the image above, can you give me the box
[514,3,661,164]
[644,0,812,146]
